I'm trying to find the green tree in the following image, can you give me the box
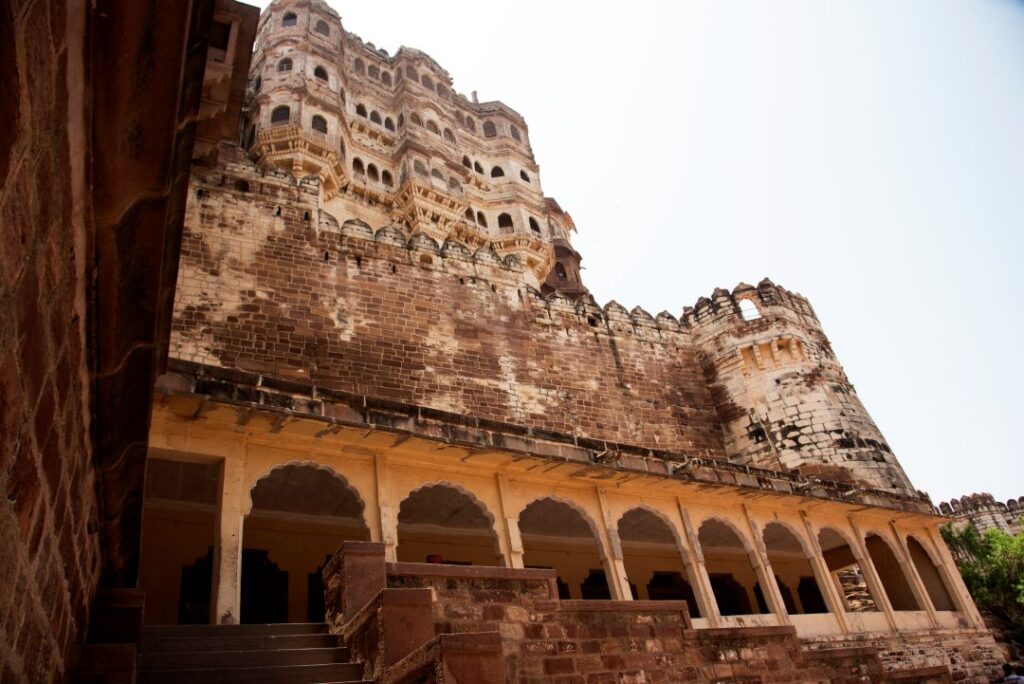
[941,523,1024,640]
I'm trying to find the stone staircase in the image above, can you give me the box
[136,623,370,684]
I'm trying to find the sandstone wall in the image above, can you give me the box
[0,0,101,679]
[170,161,726,459]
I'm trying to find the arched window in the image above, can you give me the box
[381,170,393,187]
[483,121,497,138]
[528,217,540,233]
[313,65,328,81]
[352,158,365,175]
[353,58,364,74]
[406,66,417,81]
[311,115,327,134]
[465,117,476,132]
[497,213,513,228]
[443,128,456,143]
[424,120,438,135]
[397,113,404,128]
[455,111,465,124]
[355,103,367,117]
[555,262,567,279]
[421,74,434,90]
[476,211,487,227]
[384,117,395,131]
[473,161,483,174]
[314,19,329,36]
[519,170,530,182]
[430,168,444,181]
[413,160,427,176]
[462,156,472,168]
[448,177,461,190]
[464,208,474,221]
[277,58,292,72]
[381,71,392,86]
[738,299,761,321]
[437,84,448,99]
[510,125,522,141]
[370,111,382,124]
[367,164,379,182]
[410,113,423,126]
[270,105,290,124]
[490,166,504,178]
[368,64,379,79]
[282,12,297,27]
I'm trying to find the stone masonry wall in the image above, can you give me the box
[170,160,726,459]
[0,0,102,680]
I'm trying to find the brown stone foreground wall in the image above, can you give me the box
[326,543,1002,683]
[171,160,726,460]
[0,0,101,680]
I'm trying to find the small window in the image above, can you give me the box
[426,120,440,135]
[465,117,476,132]
[234,179,249,192]
[367,164,379,182]
[455,111,465,124]
[353,58,365,74]
[370,111,382,124]
[448,177,461,190]
[384,117,395,131]
[314,20,329,36]
[462,156,472,168]
[414,160,427,175]
[382,170,394,187]
[353,158,365,175]
[498,213,514,228]
[368,65,379,79]
[465,208,474,220]
[437,84,448,99]
[473,161,483,174]
[252,76,261,91]
[397,113,405,128]
[490,166,505,178]
[738,299,761,321]
[355,104,367,117]
[443,128,456,143]
[555,262,567,279]
[314,65,328,81]
[282,12,297,27]
[410,113,423,126]
[519,170,530,182]
[311,115,327,133]
[209,20,232,52]
[406,66,418,80]
[431,168,444,181]
[278,58,293,72]
[476,211,487,227]
[528,217,540,233]
[381,71,392,86]
[421,74,434,89]
[483,121,497,138]
[510,125,522,141]
[271,105,290,124]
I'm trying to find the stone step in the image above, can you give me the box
[140,632,341,653]
[136,662,365,684]
[139,646,350,670]
[141,622,328,639]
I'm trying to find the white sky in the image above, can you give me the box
[259,0,1024,504]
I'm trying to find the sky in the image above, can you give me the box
[261,0,1024,504]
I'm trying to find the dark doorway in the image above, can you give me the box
[646,571,701,618]
[798,576,828,613]
[241,549,288,624]
[177,548,213,624]
[580,569,612,599]
[709,574,752,616]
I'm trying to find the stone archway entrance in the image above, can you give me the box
[243,464,369,623]
[519,498,610,599]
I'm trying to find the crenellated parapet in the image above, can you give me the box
[938,492,1024,535]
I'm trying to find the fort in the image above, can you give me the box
[0,0,1010,681]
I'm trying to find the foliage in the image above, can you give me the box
[942,523,1024,640]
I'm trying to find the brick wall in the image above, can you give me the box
[170,161,726,459]
[0,0,102,680]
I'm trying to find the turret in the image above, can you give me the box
[686,279,916,496]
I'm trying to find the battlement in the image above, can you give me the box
[682,279,819,330]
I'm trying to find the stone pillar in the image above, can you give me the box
[595,489,633,601]
[743,507,789,623]
[211,456,246,625]
[677,501,722,627]
[926,526,986,628]
[375,453,398,562]
[890,522,939,626]
[800,512,850,633]
[848,518,897,631]
[495,474,524,569]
